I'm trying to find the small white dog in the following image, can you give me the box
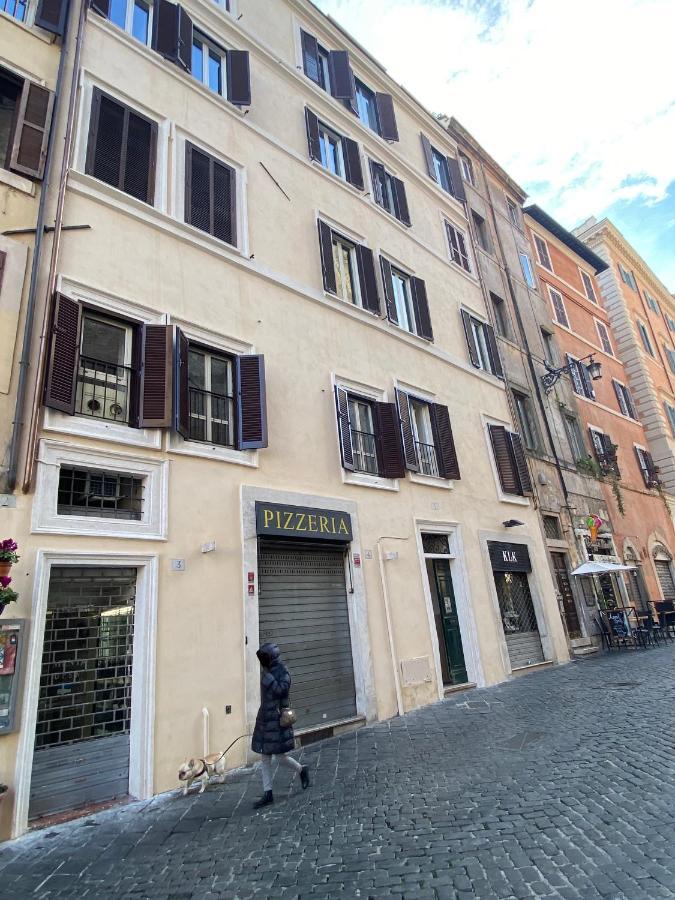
[178,751,226,795]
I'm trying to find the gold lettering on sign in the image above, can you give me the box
[319,515,329,533]
[283,511,294,529]
[296,513,307,531]
[308,514,317,532]
[263,509,274,528]
[338,519,349,535]
[275,511,282,529]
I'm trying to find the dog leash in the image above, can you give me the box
[209,733,251,765]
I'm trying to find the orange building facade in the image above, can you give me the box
[524,207,675,611]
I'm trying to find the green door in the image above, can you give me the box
[427,558,468,686]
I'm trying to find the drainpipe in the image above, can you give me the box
[376,536,407,717]
[12,0,87,494]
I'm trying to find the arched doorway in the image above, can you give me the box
[653,543,675,604]
[623,544,649,612]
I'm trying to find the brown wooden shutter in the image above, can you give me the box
[305,108,321,161]
[485,324,504,378]
[137,324,173,427]
[35,0,68,35]
[301,30,320,83]
[447,156,466,202]
[375,93,398,141]
[579,360,595,399]
[625,387,637,419]
[334,386,354,471]
[355,244,380,315]
[431,404,460,480]
[489,424,519,494]
[227,50,251,106]
[177,6,193,71]
[411,277,433,341]
[328,51,354,100]
[236,355,267,449]
[153,0,192,70]
[421,133,436,180]
[509,432,533,495]
[318,220,336,294]
[461,310,480,368]
[44,293,82,414]
[374,402,405,478]
[380,256,397,324]
[343,137,363,189]
[393,177,410,225]
[90,0,110,15]
[10,81,54,180]
[175,327,190,438]
[395,389,419,472]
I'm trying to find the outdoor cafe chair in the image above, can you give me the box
[601,610,643,650]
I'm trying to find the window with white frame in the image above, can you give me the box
[432,148,452,193]
[391,268,416,333]
[108,0,152,45]
[332,234,362,307]
[187,346,235,447]
[458,152,475,185]
[471,210,492,253]
[665,346,675,376]
[613,379,637,419]
[445,221,471,272]
[191,31,228,98]
[318,121,345,177]
[513,391,540,451]
[541,328,557,366]
[534,234,553,271]
[580,270,597,303]
[667,315,675,333]
[472,319,492,371]
[77,312,134,425]
[519,251,536,288]
[548,286,569,328]
[348,396,378,475]
[57,467,144,520]
[595,320,613,355]
[566,354,595,399]
[635,445,659,488]
[409,397,438,477]
[637,320,655,356]
[1,0,28,22]
[354,79,379,133]
[506,197,520,228]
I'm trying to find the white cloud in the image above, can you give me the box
[315,0,675,229]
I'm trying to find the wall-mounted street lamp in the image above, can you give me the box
[541,353,602,394]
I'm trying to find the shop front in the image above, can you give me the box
[488,541,545,669]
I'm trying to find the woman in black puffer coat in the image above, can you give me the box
[251,642,310,808]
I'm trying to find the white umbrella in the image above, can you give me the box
[571,561,635,576]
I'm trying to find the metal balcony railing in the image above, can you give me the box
[350,429,378,475]
[76,356,133,423]
[188,386,234,447]
[416,440,439,477]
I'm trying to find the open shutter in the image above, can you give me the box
[236,355,267,449]
[355,245,380,315]
[44,293,81,414]
[431,404,460,480]
[334,386,354,471]
[10,81,54,180]
[461,310,480,368]
[421,133,435,180]
[317,220,336,294]
[392,177,410,225]
[601,432,617,463]
[447,156,466,202]
[509,432,533,495]
[485,324,504,378]
[137,325,173,427]
[411,277,433,341]
[35,0,68,35]
[489,424,519,495]
[177,5,192,71]
[227,50,251,106]
[625,388,637,420]
[343,137,363,190]
[328,51,354,100]
[301,30,320,83]
[375,93,398,141]
[579,361,595,399]
[374,402,405,478]
[305,108,321,161]
[395,389,419,472]
[89,0,110,16]
[153,0,192,70]
[380,256,397,324]
[175,327,190,438]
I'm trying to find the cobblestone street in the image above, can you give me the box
[2,646,675,899]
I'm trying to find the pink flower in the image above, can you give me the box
[0,576,11,588]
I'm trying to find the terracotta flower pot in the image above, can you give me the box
[0,563,11,578]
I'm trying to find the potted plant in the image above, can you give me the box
[0,539,19,578]
[0,577,18,616]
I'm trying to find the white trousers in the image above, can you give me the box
[260,753,302,792]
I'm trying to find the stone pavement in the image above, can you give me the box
[2,646,675,899]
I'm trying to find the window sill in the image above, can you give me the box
[498,493,531,507]
[310,159,362,194]
[342,469,399,492]
[0,167,35,196]
[167,432,258,467]
[409,472,453,490]
[44,408,162,449]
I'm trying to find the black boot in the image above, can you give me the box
[253,790,273,809]
[300,766,310,790]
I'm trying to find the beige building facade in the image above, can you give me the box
[0,0,569,838]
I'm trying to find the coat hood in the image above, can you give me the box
[257,642,281,666]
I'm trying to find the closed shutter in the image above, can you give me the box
[431,404,460,480]
[411,277,433,341]
[137,325,173,427]
[235,355,267,449]
[395,389,418,471]
[44,293,82,414]
[10,81,54,180]
[258,543,357,730]
[317,220,336,294]
[185,143,236,245]
[226,50,251,106]
[152,0,193,70]
[485,323,504,378]
[35,0,68,35]
[304,108,321,162]
[380,256,397,324]
[343,137,363,189]
[301,30,320,83]
[447,156,466,202]
[328,51,354,100]
[175,327,190,438]
[420,133,435,180]
[90,0,110,16]
[374,402,405,478]
[655,559,675,603]
[461,309,480,368]
[393,176,410,225]
[355,244,380,314]
[509,432,533,495]
[375,93,398,141]
[489,424,519,495]
[334,386,354,471]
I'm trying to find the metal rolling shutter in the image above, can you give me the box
[258,542,357,730]
[504,632,544,669]
[655,560,675,602]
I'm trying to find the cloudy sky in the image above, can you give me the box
[315,0,675,290]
